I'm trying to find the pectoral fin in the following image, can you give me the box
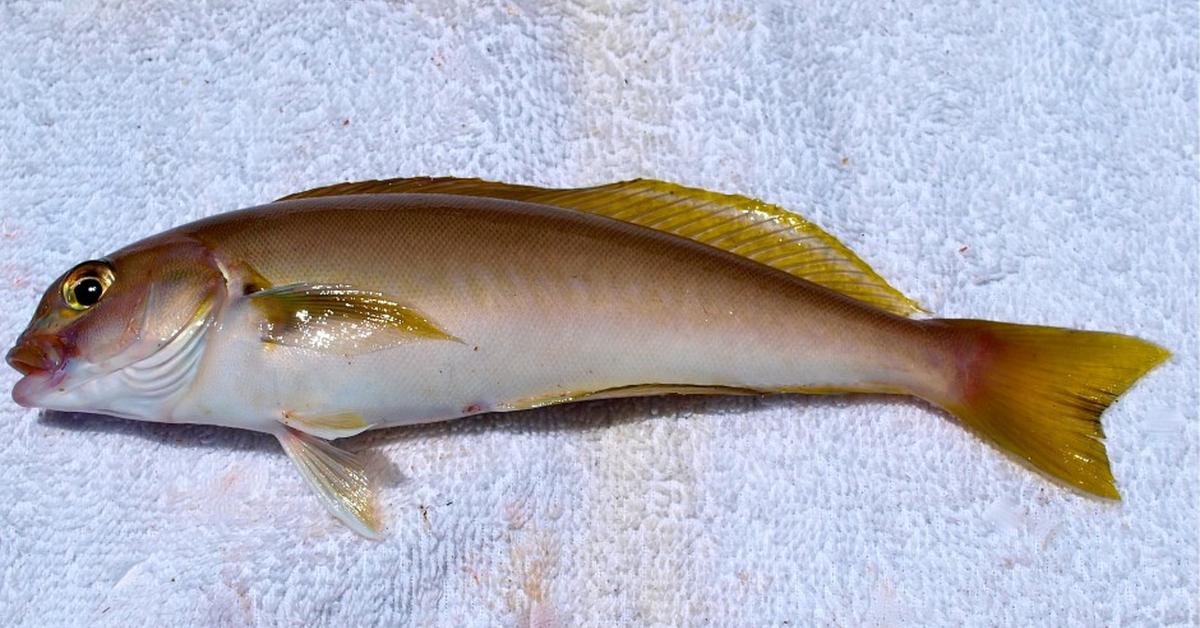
[250,283,459,354]
[275,427,384,539]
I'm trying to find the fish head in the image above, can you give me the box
[7,235,225,419]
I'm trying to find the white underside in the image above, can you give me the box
[168,294,887,436]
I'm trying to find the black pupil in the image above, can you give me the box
[73,277,104,306]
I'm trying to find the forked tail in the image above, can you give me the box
[924,319,1170,498]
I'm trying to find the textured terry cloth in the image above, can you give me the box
[0,1,1196,626]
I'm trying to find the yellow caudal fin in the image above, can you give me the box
[929,319,1170,498]
[277,177,925,317]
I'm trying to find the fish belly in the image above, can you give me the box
[173,277,932,433]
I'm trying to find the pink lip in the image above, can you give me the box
[7,341,53,375]
[13,373,45,407]
[11,368,67,408]
[7,334,69,407]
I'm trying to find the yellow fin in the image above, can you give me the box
[281,410,370,439]
[502,383,770,411]
[250,282,459,354]
[500,382,915,411]
[278,177,925,317]
[275,427,384,539]
[928,319,1171,498]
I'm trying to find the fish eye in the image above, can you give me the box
[62,261,115,311]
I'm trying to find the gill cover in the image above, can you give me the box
[8,234,225,418]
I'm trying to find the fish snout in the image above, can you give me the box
[6,335,65,376]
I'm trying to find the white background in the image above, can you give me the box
[0,1,1196,625]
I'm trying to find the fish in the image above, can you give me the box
[6,177,1170,538]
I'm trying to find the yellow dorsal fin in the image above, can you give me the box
[278,177,925,316]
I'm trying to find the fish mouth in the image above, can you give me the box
[6,337,67,407]
[7,341,57,376]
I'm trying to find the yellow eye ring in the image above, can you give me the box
[62,261,115,311]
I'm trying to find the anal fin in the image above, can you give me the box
[501,383,770,410]
[274,427,384,539]
[281,410,371,439]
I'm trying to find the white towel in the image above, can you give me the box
[0,1,1195,625]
